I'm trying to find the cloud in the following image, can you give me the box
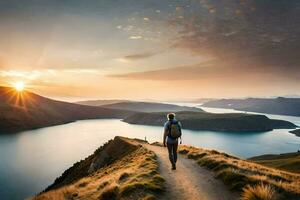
[0,68,100,83]
[121,52,158,61]
[129,35,143,39]
[0,70,43,80]
[169,0,300,73]
[108,60,231,80]
[109,64,215,80]
[109,58,300,81]
[62,69,101,74]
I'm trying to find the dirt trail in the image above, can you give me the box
[144,144,239,200]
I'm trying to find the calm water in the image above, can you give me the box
[0,110,300,199]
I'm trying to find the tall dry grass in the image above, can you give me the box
[33,138,165,200]
[241,183,277,200]
[178,145,300,200]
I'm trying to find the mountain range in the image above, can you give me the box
[77,100,203,113]
[202,97,300,116]
[1,87,297,134]
[0,87,134,134]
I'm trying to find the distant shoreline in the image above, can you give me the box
[202,106,300,118]
[123,111,297,133]
[202,97,300,117]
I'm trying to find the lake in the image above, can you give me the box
[0,109,300,199]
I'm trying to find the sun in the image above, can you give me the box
[14,81,25,92]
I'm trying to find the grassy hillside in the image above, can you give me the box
[290,129,300,137]
[249,152,300,173]
[0,87,135,134]
[34,137,165,200]
[78,100,203,112]
[123,111,296,132]
[36,137,300,200]
[202,97,300,117]
[178,145,300,200]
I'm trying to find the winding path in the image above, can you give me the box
[144,144,239,200]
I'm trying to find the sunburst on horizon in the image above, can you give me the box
[14,81,25,92]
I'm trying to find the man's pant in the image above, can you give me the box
[167,142,178,165]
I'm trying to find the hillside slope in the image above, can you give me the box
[123,111,296,132]
[34,137,300,200]
[0,87,135,134]
[178,145,300,200]
[101,102,203,112]
[249,152,300,173]
[76,99,130,106]
[77,100,203,112]
[34,137,165,200]
[202,97,300,116]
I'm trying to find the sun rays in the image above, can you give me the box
[14,81,25,92]
[1,84,36,113]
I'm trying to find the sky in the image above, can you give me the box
[0,0,299,101]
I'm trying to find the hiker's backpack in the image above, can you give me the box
[168,121,182,139]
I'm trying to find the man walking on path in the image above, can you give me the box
[163,113,182,170]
